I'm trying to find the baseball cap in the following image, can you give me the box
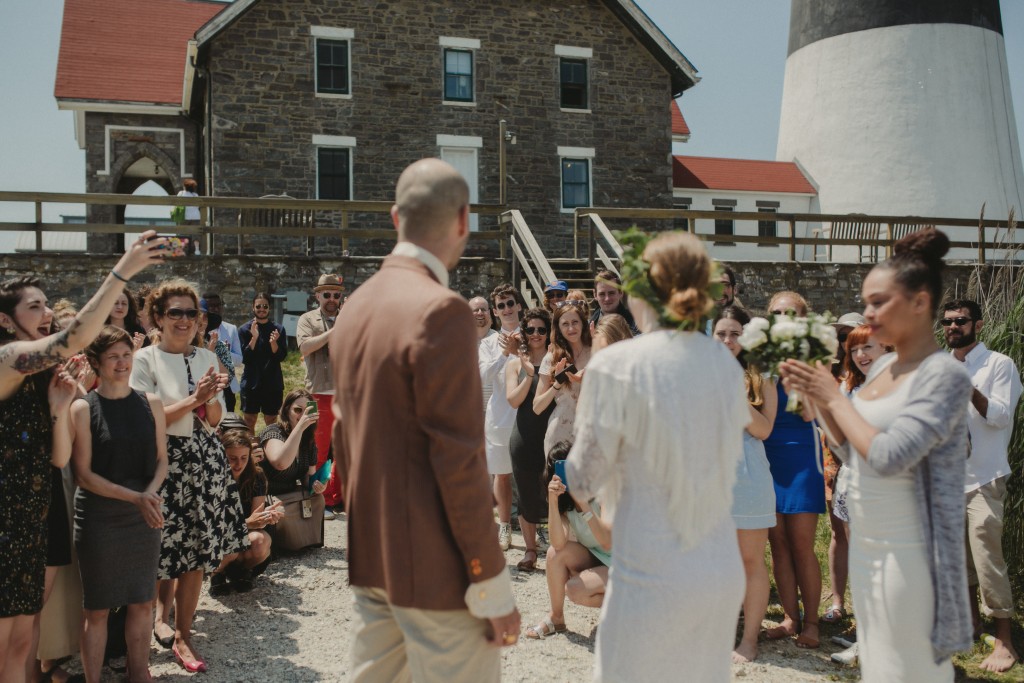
[543,280,568,293]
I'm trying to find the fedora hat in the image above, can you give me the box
[314,274,345,293]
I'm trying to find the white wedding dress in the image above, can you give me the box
[567,330,750,682]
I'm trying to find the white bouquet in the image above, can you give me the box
[738,311,839,413]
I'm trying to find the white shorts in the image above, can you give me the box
[485,425,514,475]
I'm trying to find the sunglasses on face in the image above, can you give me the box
[165,308,199,320]
[254,304,270,310]
[495,301,518,310]
[523,326,548,336]
[556,300,588,309]
[940,317,972,327]
[321,292,342,300]
[545,291,566,299]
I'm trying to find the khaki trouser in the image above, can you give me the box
[965,476,1014,618]
[350,586,499,683]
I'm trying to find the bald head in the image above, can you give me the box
[394,158,469,241]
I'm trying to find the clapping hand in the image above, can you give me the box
[567,367,585,384]
[206,330,219,352]
[269,328,281,348]
[135,491,164,529]
[247,323,259,349]
[498,332,520,357]
[49,363,79,414]
[193,367,224,405]
[131,332,146,351]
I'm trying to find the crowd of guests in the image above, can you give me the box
[1,202,1020,682]
[0,236,345,682]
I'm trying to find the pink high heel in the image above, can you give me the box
[173,644,208,673]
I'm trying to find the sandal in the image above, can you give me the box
[821,606,847,623]
[516,550,538,572]
[524,618,567,639]
[795,620,820,649]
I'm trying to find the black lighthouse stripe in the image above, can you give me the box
[789,0,1003,55]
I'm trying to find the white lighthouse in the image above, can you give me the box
[776,0,1024,228]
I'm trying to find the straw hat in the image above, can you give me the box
[314,274,345,293]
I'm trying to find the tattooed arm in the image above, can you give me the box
[0,231,167,398]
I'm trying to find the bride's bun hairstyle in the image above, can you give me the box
[881,226,950,317]
[643,232,712,329]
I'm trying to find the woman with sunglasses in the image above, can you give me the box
[0,232,166,681]
[257,389,322,497]
[534,300,593,456]
[131,279,249,672]
[239,293,288,433]
[505,307,555,571]
[781,228,973,681]
[761,290,824,649]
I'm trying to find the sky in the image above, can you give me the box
[1,0,1023,251]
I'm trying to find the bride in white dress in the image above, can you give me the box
[566,231,749,682]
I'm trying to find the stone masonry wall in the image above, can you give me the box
[0,255,989,324]
[207,0,674,256]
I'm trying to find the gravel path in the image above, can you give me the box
[67,517,859,682]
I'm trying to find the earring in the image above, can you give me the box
[4,327,13,335]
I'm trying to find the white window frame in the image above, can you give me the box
[314,135,357,200]
[440,37,480,107]
[556,45,592,113]
[312,26,354,100]
[558,146,595,213]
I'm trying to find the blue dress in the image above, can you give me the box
[762,382,825,514]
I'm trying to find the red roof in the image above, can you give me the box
[671,100,690,137]
[673,156,817,195]
[55,0,225,106]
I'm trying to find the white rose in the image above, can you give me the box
[823,334,839,355]
[739,328,768,350]
[749,317,770,332]
[799,339,810,358]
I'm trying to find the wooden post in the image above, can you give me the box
[341,210,350,255]
[978,221,986,265]
[789,219,797,262]
[499,120,507,207]
[34,201,42,252]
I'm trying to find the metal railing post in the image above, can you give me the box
[34,201,42,252]
[587,215,595,273]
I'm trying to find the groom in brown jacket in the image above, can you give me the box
[330,158,520,682]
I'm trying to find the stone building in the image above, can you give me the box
[56,0,698,255]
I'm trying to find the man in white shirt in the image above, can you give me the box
[469,296,497,413]
[478,283,523,551]
[943,299,1023,673]
[202,291,242,412]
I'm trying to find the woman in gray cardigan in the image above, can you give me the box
[782,227,972,682]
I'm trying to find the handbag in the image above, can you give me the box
[267,489,325,552]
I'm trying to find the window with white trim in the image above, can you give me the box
[757,201,779,239]
[315,136,355,200]
[312,27,354,97]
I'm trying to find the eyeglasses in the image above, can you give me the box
[320,292,342,300]
[165,308,199,320]
[254,304,270,310]
[940,317,972,327]
[523,326,548,336]
[495,301,518,310]
[545,291,566,299]
[769,309,797,316]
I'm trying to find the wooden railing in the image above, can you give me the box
[574,207,1018,265]
[0,191,508,255]
[501,209,556,307]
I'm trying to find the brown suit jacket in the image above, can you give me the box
[330,255,505,611]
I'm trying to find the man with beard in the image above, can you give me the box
[201,291,242,411]
[239,292,288,431]
[297,274,345,514]
[470,296,497,414]
[943,298,1022,673]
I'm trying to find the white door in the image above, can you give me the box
[440,147,479,231]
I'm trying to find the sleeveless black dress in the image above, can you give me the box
[509,371,554,524]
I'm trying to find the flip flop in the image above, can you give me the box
[821,606,847,623]
[516,550,538,572]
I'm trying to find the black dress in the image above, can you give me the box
[74,390,161,610]
[0,374,53,616]
[258,423,317,495]
[509,370,554,524]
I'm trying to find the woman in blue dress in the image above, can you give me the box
[761,291,824,649]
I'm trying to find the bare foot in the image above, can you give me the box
[980,639,1018,673]
[764,618,799,640]
[795,621,820,649]
[732,641,758,663]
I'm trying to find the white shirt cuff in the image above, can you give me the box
[464,569,515,619]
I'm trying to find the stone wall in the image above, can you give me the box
[206,0,674,255]
[0,254,508,323]
[1,253,988,323]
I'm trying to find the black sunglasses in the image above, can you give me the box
[321,292,342,300]
[165,308,199,320]
[254,303,270,309]
[940,317,972,327]
[545,291,566,299]
[495,301,518,310]
[523,326,548,336]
